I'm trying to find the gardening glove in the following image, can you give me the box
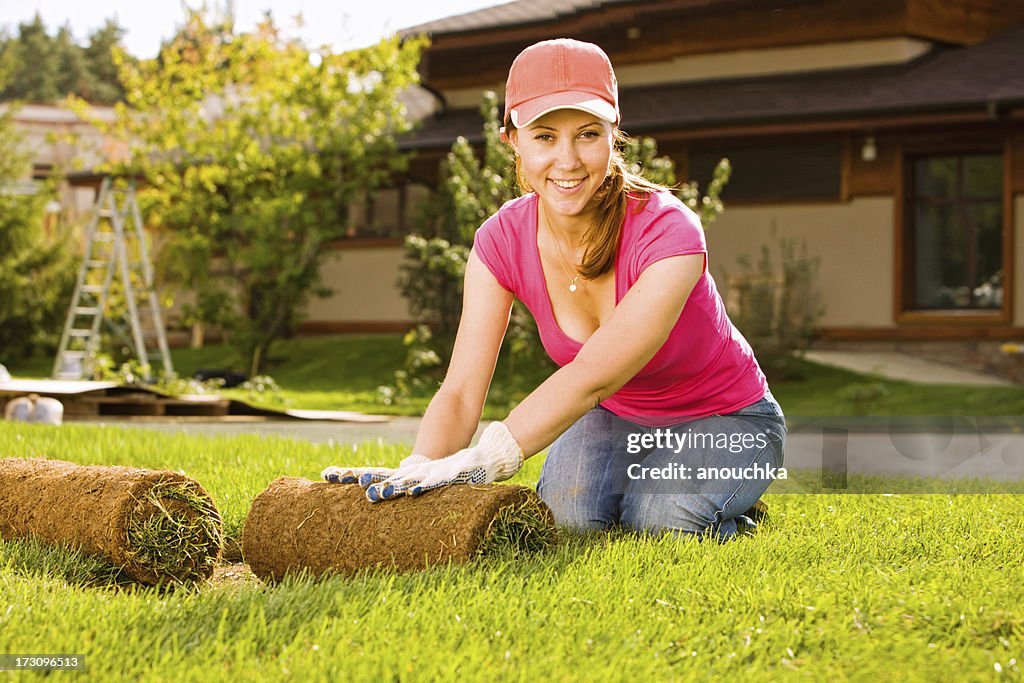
[365,422,523,502]
[321,453,432,486]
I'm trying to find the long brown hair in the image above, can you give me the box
[511,127,671,279]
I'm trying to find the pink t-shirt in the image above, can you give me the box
[472,191,768,427]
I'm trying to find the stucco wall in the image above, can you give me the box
[307,247,412,322]
[705,198,895,328]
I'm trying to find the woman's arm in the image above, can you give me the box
[410,250,515,459]
[348,251,704,501]
[504,253,705,457]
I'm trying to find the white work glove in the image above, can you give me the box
[364,422,524,503]
[321,453,432,486]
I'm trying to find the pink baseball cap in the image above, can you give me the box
[504,38,619,129]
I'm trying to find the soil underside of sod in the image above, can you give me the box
[0,458,222,585]
[242,480,557,580]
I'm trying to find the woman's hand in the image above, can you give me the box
[361,422,524,502]
[321,453,432,487]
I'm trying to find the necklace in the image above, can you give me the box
[542,210,582,293]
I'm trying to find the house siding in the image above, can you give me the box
[307,248,413,324]
[706,198,895,328]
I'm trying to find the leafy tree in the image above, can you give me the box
[387,91,730,404]
[0,102,77,362]
[1,15,61,102]
[80,19,128,104]
[73,11,425,375]
[0,14,132,104]
[54,24,91,98]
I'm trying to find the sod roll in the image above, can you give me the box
[242,478,556,580]
[0,457,223,585]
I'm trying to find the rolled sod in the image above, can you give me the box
[242,478,557,580]
[0,458,223,585]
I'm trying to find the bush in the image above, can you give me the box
[725,229,824,381]
[0,105,77,365]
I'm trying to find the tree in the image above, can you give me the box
[0,101,77,362]
[388,92,730,403]
[73,11,425,375]
[0,15,132,104]
[54,24,91,99]
[1,15,61,102]
[81,19,129,104]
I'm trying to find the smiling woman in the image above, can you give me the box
[322,38,786,542]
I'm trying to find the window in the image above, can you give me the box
[904,153,1003,311]
[689,140,841,202]
[342,183,430,240]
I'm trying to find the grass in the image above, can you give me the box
[8,335,1024,418]
[1,421,1023,680]
[124,480,223,585]
[771,360,1024,417]
[477,494,560,558]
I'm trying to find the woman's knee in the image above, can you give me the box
[536,407,631,531]
[619,487,766,541]
[618,420,783,539]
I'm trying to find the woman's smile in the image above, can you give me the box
[550,177,586,192]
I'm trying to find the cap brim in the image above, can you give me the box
[509,92,618,128]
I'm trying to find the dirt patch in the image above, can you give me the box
[208,563,260,588]
[242,479,556,581]
[0,457,222,585]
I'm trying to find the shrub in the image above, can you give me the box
[725,228,825,381]
[0,104,77,364]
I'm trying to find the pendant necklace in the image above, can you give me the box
[544,210,582,293]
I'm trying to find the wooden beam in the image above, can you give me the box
[643,110,999,142]
[846,133,900,197]
[325,238,403,250]
[1012,133,1024,194]
[906,0,1024,45]
[1003,135,1016,327]
[816,326,1024,341]
[299,321,415,335]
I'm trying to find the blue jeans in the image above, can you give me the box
[536,391,787,540]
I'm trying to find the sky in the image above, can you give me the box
[0,0,508,57]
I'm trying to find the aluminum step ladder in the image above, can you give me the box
[52,177,173,381]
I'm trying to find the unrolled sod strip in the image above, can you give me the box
[0,458,223,585]
[242,479,557,580]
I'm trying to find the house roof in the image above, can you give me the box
[400,23,1024,149]
[623,23,1024,133]
[401,0,635,37]
[405,0,1024,92]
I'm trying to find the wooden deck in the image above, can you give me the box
[0,380,388,423]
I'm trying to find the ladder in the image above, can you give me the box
[52,177,173,381]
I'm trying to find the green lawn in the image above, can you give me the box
[1,421,1022,681]
[8,335,1024,418]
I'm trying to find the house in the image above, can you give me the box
[0,103,115,225]
[16,1,1024,376]
[310,0,1024,376]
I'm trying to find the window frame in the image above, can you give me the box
[894,138,1014,326]
[331,181,426,244]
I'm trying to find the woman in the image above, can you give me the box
[323,38,786,539]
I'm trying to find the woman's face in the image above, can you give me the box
[509,108,614,221]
